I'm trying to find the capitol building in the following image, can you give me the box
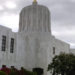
[0,0,73,75]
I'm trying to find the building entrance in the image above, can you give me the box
[33,68,44,75]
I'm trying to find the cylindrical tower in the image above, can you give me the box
[19,1,51,33]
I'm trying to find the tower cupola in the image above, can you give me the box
[19,1,51,33]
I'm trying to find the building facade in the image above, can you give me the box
[0,1,70,75]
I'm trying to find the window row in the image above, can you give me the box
[1,35,14,53]
[1,35,55,54]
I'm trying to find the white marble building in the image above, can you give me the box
[0,0,70,75]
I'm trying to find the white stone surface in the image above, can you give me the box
[0,27,70,75]
[70,49,75,54]
[19,2,51,33]
[0,1,72,75]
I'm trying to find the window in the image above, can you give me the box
[53,47,55,54]
[1,36,6,51]
[10,38,14,53]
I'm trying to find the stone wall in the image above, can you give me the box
[19,3,51,33]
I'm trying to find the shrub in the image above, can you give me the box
[0,71,7,75]
[25,70,37,75]
[9,69,17,75]
[9,67,19,75]
[19,67,37,75]
[0,65,11,75]
[0,66,37,75]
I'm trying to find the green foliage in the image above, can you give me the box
[48,53,75,75]
[9,69,17,75]
[20,67,37,75]
[0,67,37,75]
[0,71,7,75]
[25,70,37,75]
[9,67,18,75]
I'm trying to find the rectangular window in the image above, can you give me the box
[1,36,6,51]
[53,47,55,54]
[10,38,14,53]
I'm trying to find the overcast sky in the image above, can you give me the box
[0,0,75,48]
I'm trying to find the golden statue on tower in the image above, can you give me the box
[33,0,37,2]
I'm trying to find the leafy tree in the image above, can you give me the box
[47,53,75,75]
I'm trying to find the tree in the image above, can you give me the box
[47,53,75,75]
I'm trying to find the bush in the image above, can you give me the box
[9,67,19,75]
[25,70,37,75]
[19,67,37,75]
[0,71,7,75]
[9,69,18,75]
[0,66,37,75]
